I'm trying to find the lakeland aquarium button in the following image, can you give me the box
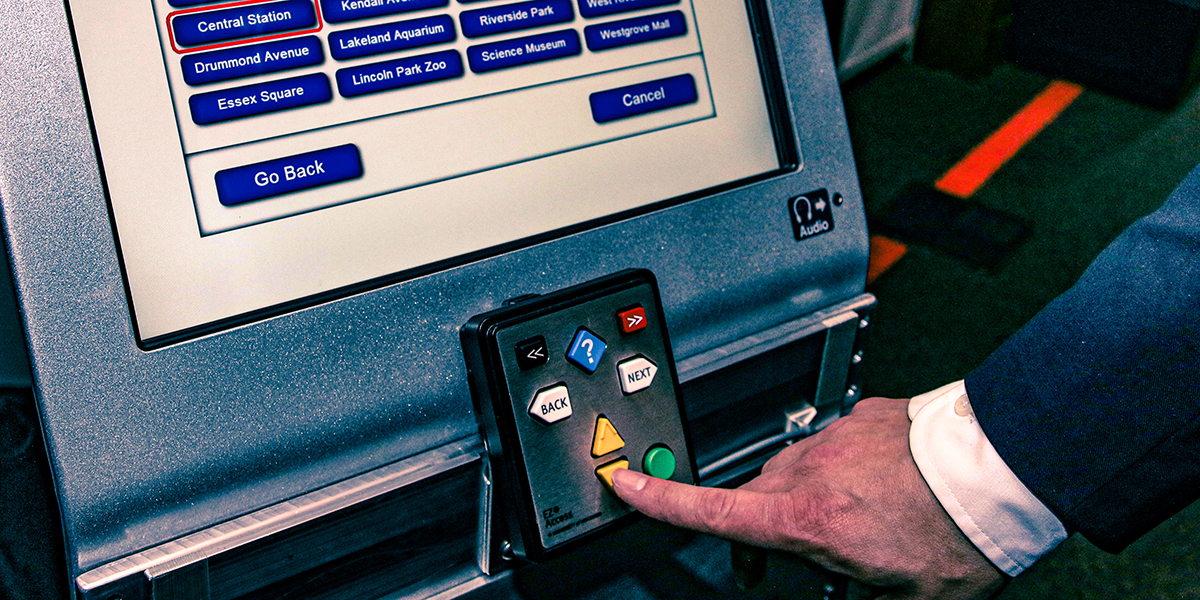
[336,50,463,97]
[329,15,456,60]
[171,0,317,47]
[578,0,678,19]
[584,10,686,51]
[182,36,323,86]
[589,73,696,123]
[320,0,448,24]
[190,73,331,124]
[515,336,549,370]
[460,0,575,38]
[617,356,656,394]
[467,30,580,73]
[214,144,362,206]
[529,384,572,424]
[566,328,606,373]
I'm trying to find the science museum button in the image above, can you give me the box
[589,74,697,123]
[189,73,331,125]
[182,36,323,86]
[466,29,581,73]
[328,14,456,60]
[460,0,574,38]
[617,305,646,334]
[578,0,678,19]
[214,144,363,206]
[515,336,549,370]
[595,458,629,492]
[617,356,656,394]
[171,0,317,47]
[584,10,686,51]
[529,384,572,424]
[566,328,606,373]
[320,0,449,24]
[643,446,676,479]
[336,50,463,97]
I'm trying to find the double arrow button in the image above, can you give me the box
[515,336,549,370]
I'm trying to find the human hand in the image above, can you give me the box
[612,397,1006,599]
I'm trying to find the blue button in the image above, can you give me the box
[589,74,696,123]
[320,0,449,24]
[336,50,463,97]
[172,0,317,47]
[329,15,456,60]
[460,0,574,38]
[584,10,685,51]
[467,30,580,73]
[189,73,332,124]
[182,36,323,86]
[567,329,606,373]
[215,144,363,206]
[577,0,677,19]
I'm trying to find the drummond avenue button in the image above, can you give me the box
[214,144,362,206]
[171,0,317,47]
[336,49,463,97]
[182,36,323,86]
[467,29,580,73]
[589,74,696,123]
[189,73,331,124]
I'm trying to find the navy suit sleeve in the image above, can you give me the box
[965,165,1200,553]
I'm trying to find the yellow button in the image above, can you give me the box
[595,458,629,492]
[591,416,626,457]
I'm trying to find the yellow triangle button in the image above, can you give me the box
[591,416,626,457]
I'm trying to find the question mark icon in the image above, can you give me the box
[581,338,594,364]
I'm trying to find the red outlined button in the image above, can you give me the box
[166,0,324,55]
[617,306,647,334]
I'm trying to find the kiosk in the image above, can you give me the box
[0,0,871,596]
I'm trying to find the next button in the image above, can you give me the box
[214,144,363,206]
[588,74,697,123]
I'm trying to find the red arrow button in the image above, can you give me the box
[617,306,647,334]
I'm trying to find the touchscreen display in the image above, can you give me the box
[68,0,787,344]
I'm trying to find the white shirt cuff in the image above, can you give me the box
[908,381,1068,576]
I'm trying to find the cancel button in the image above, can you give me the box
[589,74,698,123]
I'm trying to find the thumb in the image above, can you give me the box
[612,468,777,546]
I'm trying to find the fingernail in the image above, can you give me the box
[613,468,647,492]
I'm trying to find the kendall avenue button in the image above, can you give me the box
[182,36,323,86]
[467,29,580,73]
[336,49,463,97]
[617,356,657,394]
[584,10,686,51]
[190,72,331,124]
[172,0,317,47]
[529,384,572,424]
[329,15,456,60]
[460,0,574,38]
[214,144,362,206]
[589,74,696,123]
[321,0,448,23]
[578,0,678,19]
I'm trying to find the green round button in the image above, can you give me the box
[643,446,677,479]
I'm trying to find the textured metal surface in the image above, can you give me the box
[0,0,864,584]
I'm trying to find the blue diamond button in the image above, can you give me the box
[566,328,606,373]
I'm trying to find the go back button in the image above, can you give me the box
[589,73,697,123]
[214,144,363,206]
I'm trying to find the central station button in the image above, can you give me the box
[617,356,657,394]
[529,384,572,424]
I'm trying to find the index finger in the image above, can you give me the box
[611,468,780,547]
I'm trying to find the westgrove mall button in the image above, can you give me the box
[214,144,362,206]
[171,0,318,47]
[189,72,331,124]
[589,74,696,123]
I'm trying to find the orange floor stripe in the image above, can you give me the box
[935,80,1084,199]
[866,235,908,284]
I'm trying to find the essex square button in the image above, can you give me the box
[617,356,657,394]
[617,305,647,334]
[515,336,549,370]
[529,384,572,424]
[566,328,606,373]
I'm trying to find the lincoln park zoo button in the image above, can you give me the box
[529,384,572,424]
